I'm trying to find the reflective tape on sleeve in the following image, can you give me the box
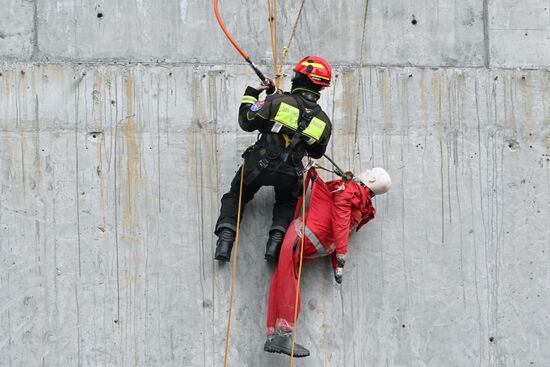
[242,95,258,104]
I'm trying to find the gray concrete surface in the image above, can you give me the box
[1,1,549,366]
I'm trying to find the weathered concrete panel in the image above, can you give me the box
[489,0,550,68]
[37,0,211,63]
[365,0,485,66]
[4,1,550,68]
[0,0,34,59]
[34,0,486,67]
[1,63,549,366]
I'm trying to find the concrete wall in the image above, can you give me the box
[1,1,549,366]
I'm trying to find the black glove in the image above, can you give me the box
[255,78,277,95]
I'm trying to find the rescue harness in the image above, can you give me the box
[242,94,321,186]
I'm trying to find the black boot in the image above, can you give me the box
[214,228,236,262]
[264,330,310,358]
[264,230,285,263]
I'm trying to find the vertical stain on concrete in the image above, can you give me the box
[431,71,442,129]
[485,73,504,366]
[208,71,218,124]
[503,72,516,138]
[15,70,27,196]
[440,139,445,244]
[453,97,467,304]
[31,71,42,193]
[543,71,550,122]
[381,69,392,134]
[519,71,533,142]
[31,0,39,60]
[399,71,410,150]
[155,76,162,213]
[121,71,140,238]
[3,69,13,104]
[419,70,428,128]
[92,70,104,131]
[381,68,393,170]
[0,69,15,203]
[75,285,81,367]
[74,69,82,277]
[363,69,374,161]
[340,68,359,167]
[482,0,490,67]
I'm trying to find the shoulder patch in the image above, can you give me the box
[250,101,265,112]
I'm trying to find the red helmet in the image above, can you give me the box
[293,56,332,87]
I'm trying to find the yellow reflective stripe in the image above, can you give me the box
[302,117,326,141]
[273,102,299,130]
[241,95,258,104]
[310,73,330,81]
[301,61,325,69]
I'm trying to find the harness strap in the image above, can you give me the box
[242,157,268,185]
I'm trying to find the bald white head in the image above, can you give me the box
[357,167,392,195]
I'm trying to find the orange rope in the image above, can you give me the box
[214,0,267,83]
[214,0,249,60]
[267,0,278,76]
[222,162,246,367]
[289,169,307,366]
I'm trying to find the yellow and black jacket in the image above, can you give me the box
[238,86,332,166]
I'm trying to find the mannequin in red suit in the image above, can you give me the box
[263,167,392,358]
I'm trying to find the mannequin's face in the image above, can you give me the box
[361,170,377,187]
[359,168,391,196]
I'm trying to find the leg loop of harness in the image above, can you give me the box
[243,157,269,185]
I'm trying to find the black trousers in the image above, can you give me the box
[215,156,301,236]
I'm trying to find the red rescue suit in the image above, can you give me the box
[266,170,376,335]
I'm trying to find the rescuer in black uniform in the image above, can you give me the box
[214,56,333,264]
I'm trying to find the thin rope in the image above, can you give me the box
[274,0,278,72]
[352,0,370,173]
[289,169,307,366]
[222,162,246,367]
[267,0,279,77]
[315,163,339,176]
[276,0,307,88]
